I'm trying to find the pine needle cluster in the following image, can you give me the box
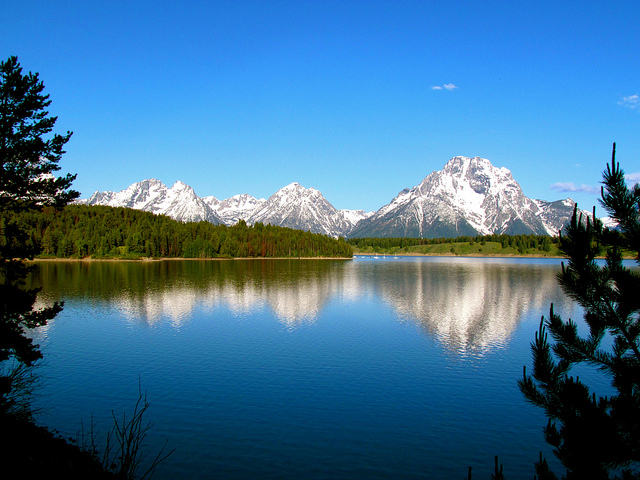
[519,144,640,480]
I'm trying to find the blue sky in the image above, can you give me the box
[2,1,639,213]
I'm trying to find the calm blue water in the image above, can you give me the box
[28,257,594,479]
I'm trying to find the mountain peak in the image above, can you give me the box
[351,156,576,238]
[247,182,362,237]
[281,182,315,192]
[442,156,510,176]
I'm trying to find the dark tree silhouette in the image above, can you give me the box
[519,143,640,479]
[1,55,78,412]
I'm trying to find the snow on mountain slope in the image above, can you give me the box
[246,183,363,237]
[79,179,223,224]
[340,208,375,228]
[530,198,581,236]
[211,193,266,225]
[349,156,577,238]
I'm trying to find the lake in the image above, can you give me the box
[28,256,587,479]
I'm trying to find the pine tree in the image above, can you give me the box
[519,143,640,479]
[0,56,78,210]
[1,55,78,414]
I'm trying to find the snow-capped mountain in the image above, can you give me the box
[78,156,581,239]
[78,179,223,224]
[79,179,370,237]
[531,198,583,236]
[204,193,266,225]
[349,156,577,238]
[246,182,370,238]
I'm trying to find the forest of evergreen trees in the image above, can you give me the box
[0,204,354,259]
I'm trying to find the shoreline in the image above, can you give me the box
[27,253,562,262]
[27,256,355,262]
[352,252,566,259]
[25,253,638,262]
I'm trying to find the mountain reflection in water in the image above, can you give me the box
[31,257,571,354]
[373,260,571,353]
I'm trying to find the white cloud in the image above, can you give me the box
[618,94,639,109]
[432,83,458,91]
[550,182,600,195]
[552,173,640,196]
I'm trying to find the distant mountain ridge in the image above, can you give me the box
[78,156,581,238]
[203,193,266,226]
[79,178,224,225]
[79,179,372,237]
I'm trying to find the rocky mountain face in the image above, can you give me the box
[78,179,224,224]
[78,156,578,238]
[203,193,266,226]
[349,156,577,238]
[246,183,370,238]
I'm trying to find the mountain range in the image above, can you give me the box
[78,156,579,238]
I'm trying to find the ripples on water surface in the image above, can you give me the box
[28,257,590,479]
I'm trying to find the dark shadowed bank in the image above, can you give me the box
[0,413,115,479]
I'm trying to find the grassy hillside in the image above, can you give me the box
[348,234,562,257]
[352,240,562,256]
[350,235,638,258]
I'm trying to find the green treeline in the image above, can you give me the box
[1,204,353,259]
[348,234,559,255]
